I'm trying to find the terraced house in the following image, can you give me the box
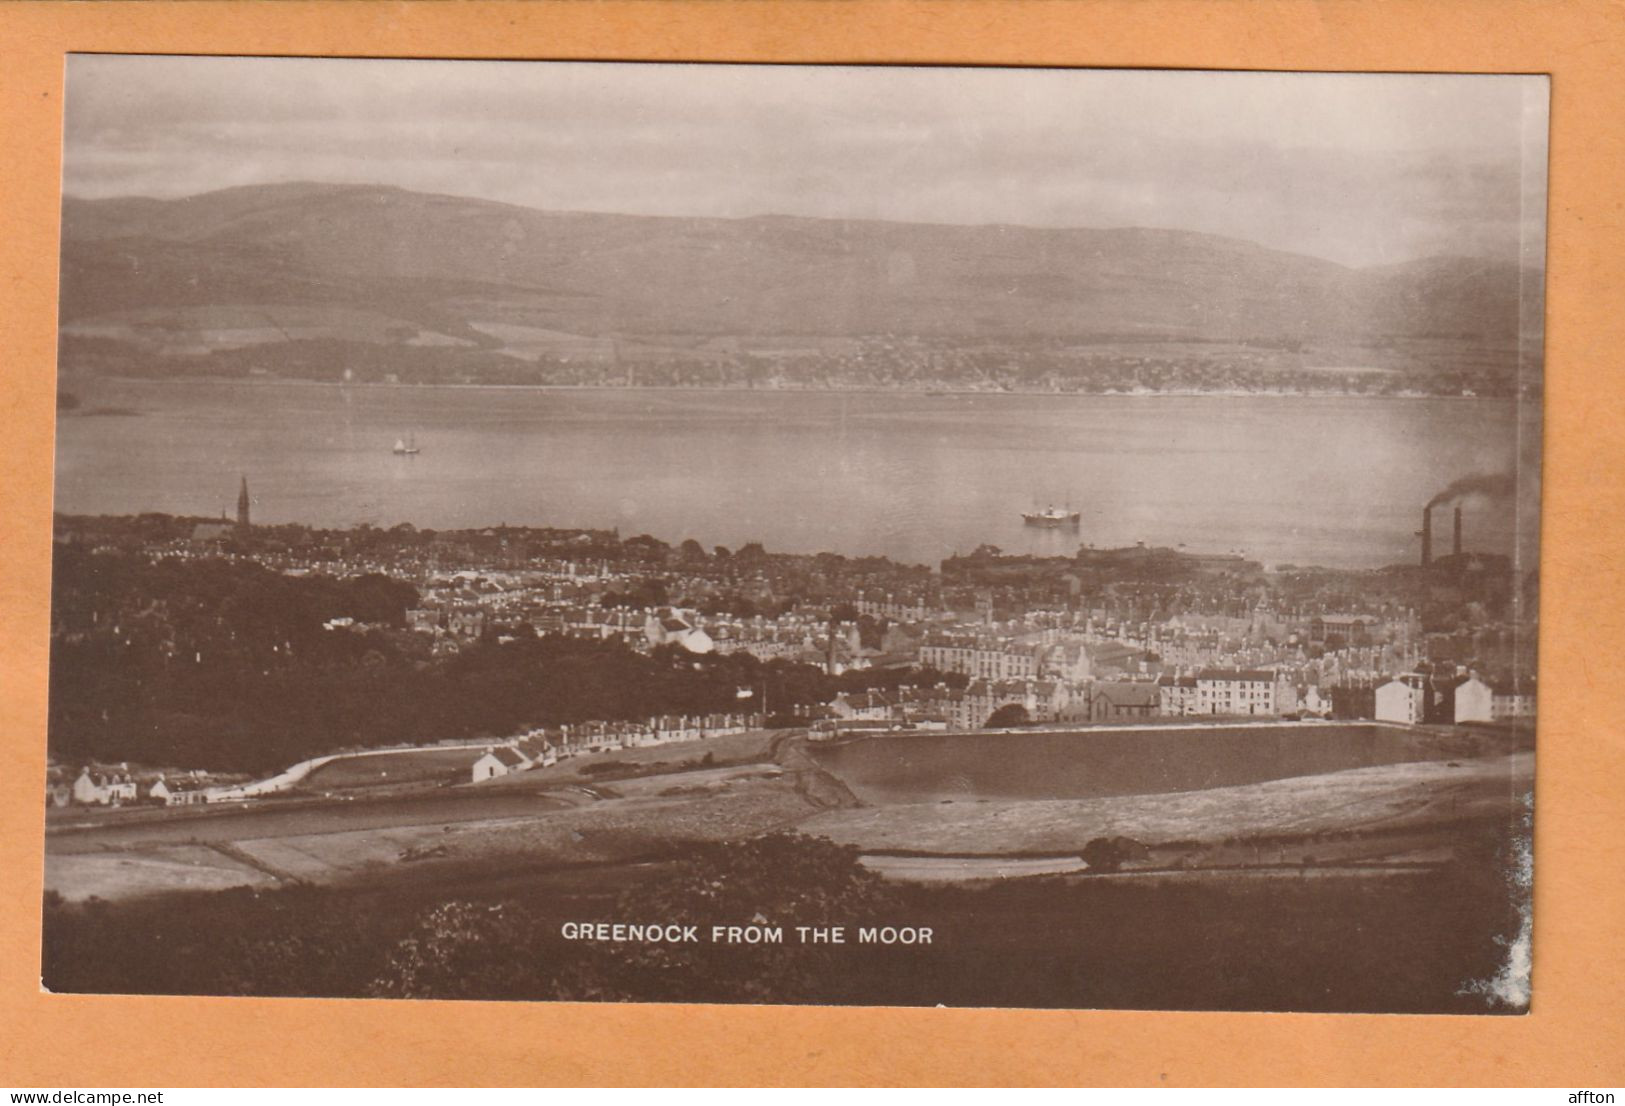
[1195,669,1289,716]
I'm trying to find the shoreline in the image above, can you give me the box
[71,374,1536,403]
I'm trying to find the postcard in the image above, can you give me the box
[41,56,1545,1014]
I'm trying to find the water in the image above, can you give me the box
[54,380,1539,568]
[808,724,1454,805]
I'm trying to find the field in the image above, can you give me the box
[41,722,1533,1011]
[44,752,812,901]
[41,823,1528,1012]
[43,724,1529,906]
[807,752,1531,856]
[302,748,492,789]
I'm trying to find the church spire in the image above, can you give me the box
[237,475,251,531]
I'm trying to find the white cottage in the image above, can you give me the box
[1375,675,1427,724]
[1452,676,1494,724]
[471,746,529,783]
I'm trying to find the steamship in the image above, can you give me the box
[1022,504,1082,528]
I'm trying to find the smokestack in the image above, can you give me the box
[1453,505,1463,557]
[1418,506,1432,568]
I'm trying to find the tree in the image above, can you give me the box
[569,833,897,1003]
[985,703,1031,728]
[624,534,671,557]
[1081,836,1129,873]
[370,901,564,1001]
[365,834,897,1004]
[829,601,860,624]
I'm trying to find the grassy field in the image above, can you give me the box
[231,763,812,884]
[44,846,280,902]
[302,748,490,789]
[44,757,811,901]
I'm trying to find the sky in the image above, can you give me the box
[62,56,1548,269]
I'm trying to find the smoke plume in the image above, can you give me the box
[1427,473,1516,510]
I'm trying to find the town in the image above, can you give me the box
[47,477,1535,809]
[59,330,1539,401]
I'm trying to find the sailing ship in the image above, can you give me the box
[392,433,420,456]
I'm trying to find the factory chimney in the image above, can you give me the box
[1418,506,1432,568]
[1453,505,1463,558]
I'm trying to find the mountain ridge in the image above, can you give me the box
[58,182,1541,371]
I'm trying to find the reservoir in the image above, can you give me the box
[807,723,1458,805]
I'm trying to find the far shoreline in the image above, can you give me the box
[73,374,1535,403]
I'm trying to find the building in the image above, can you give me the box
[644,609,715,654]
[1308,614,1378,647]
[1041,642,1091,683]
[1453,675,1494,723]
[70,766,138,805]
[831,690,894,722]
[1375,674,1428,724]
[71,768,102,805]
[446,607,487,640]
[237,475,251,533]
[1300,684,1334,717]
[189,519,235,545]
[956,680,1030,729]
[1157,675,1199,716]
[918,639,1039,681]
[1491,681,1536,721]
[165,783,211,806]
[1195,669,1281,716]
[1089,681,1160,721]
[471,746,530,783]
[952,679,1073,729]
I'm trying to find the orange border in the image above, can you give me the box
[3,1,1622,1087]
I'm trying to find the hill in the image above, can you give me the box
[57,182,1541,389]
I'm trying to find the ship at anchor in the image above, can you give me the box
[1022,503,1081,528]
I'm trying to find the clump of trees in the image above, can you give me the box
[370,833,896,1003]
[48,548,963,774]
[985,703,1032,728]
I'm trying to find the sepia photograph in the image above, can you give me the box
[41,56,1546,1014]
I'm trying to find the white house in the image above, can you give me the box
[69,766,140,805]
[1375,675,1428,724]
[644,609,715,654]
[71,768,103,805]
[471,746,530,783]
[832,690,894,722]
[1453,676,1494,724]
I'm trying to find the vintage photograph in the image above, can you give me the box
[42,57,1544,1013]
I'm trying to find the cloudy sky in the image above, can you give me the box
[63,56,1547,268]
